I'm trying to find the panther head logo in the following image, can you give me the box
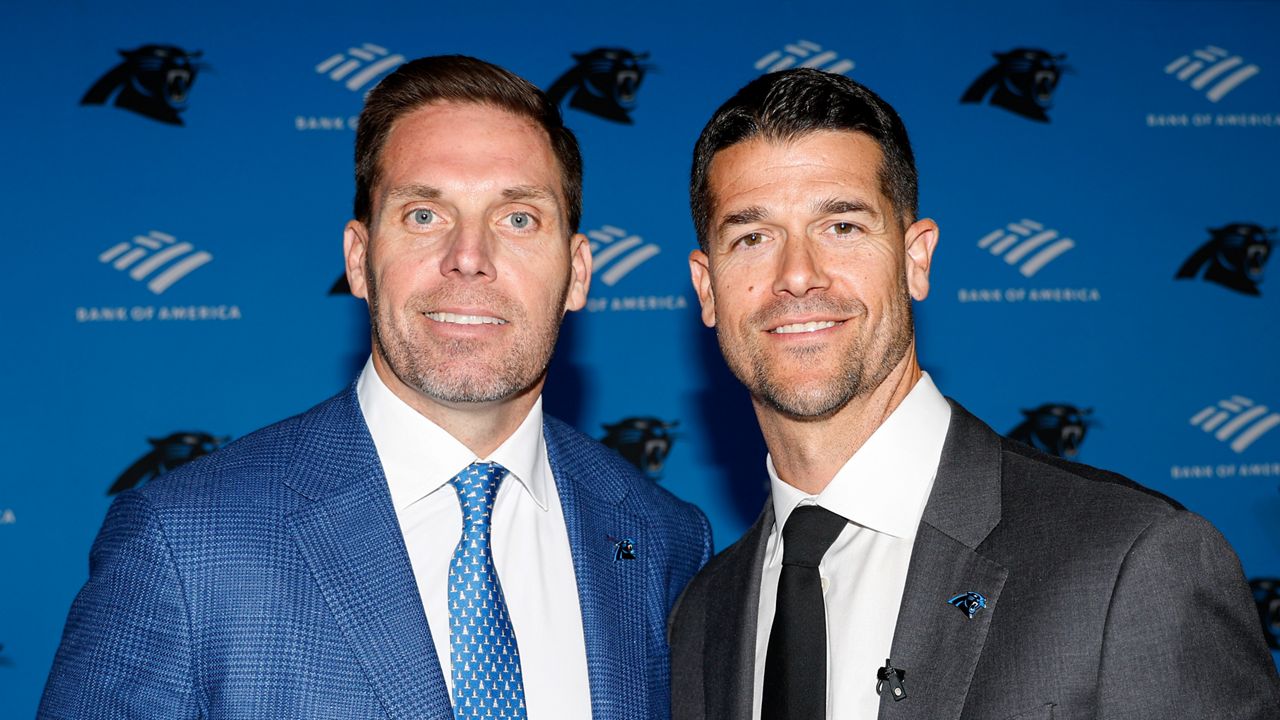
[961,48,1069,123]
[546,48,652,124]
[1175,223,1274,296]
[81,45,205,125]
[600,417,678,479]
[947,592,988,620]
[1008,404,1093,458]
[109,431,228,495]
[1250,578,1280,650]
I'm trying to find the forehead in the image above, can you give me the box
[377,101,560,193]
[707,130,887,215]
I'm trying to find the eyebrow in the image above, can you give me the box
[502,184,560,206]
[718,205,769,234]
[384,184,442,203]
[815,197,879,218]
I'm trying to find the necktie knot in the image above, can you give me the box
[780,504,847,568]
[449,462,508,532]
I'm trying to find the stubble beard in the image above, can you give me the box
[366,265,569,405]
[718,281,915,419]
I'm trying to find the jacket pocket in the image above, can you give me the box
[998,703,1056,720]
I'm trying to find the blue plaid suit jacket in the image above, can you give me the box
[40,386,713,719]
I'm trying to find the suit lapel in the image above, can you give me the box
[702,506,771,720]
[879,402,1008,720]
[544,419,652,720]
[285,389,452,720]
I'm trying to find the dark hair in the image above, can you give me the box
[353,55,583,233]
[690,68,918,251]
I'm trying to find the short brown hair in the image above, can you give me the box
[690,68,918,252]
[353,55,583,233]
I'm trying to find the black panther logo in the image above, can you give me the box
[609,536,637,561]
[1176,223,1274,296]
[1008,404,1092,458]
[81,45,204,125]
[961,48,1069,123]
[948,591,988,620]
[547,48,651,124]
[1251,578,1280,650]
[109,431,228,495]
[600,417,677,480]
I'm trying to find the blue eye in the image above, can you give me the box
[411,209,434,225]
[510,211,532,230]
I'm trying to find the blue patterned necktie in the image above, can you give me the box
[447,461,527,719]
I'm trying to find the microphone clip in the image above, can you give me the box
[876,659,908,701]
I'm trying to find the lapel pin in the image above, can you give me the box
[948,591,988,619]
[608,536,636,561]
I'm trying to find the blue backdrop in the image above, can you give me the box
[3,1,1278,713]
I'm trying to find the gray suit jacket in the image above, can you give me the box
[669,400,1280,719]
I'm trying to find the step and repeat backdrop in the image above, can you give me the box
[3,0,1278,711]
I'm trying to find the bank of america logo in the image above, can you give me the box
[1190,396,1280,453]
[977,219,1075,277]
[755,40,854,75]
[98,231,213,294]
[1165,46,1259,102]
[588,225,660,286]
[315,43,405,92]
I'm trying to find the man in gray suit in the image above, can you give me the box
[669,68,1279,719]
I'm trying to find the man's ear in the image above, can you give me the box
[904,218,939,301]
[688,249,716,327]
[564,232,593,312]
[343,220,371,300]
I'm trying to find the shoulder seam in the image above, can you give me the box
[124,491,207,714]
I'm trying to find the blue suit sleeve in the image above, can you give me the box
[38,492,201,719]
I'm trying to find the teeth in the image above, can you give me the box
[425,312,506,326]
[771,320,838,335]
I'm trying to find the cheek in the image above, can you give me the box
[373,259,429,301]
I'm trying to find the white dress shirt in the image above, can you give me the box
[356,359,592,719]
[752,372,952,720]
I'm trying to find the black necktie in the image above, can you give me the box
[762,504,848,720]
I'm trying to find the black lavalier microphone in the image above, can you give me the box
[876,659,908,701]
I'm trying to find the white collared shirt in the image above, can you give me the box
[356,359,591,719]
[752,372,952,720]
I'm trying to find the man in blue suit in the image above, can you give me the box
[40,55,712,719]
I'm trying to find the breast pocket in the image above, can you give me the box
[998,703,1057,720]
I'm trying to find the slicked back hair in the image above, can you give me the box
[353,54,583,233]
[690,68,918,252]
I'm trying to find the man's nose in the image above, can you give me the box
[439,220,497,280]
[772,237,830,297]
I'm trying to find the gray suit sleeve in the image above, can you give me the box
[38,492,201,719]
[668,571,708,720]
[1097,511,1280,719]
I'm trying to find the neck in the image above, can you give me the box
[370,352,541,457]
[757,348,922,496]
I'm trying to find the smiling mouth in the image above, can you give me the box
[425,312,507,326]
[770,320,842,335]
